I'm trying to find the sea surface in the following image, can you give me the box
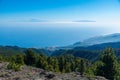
[0,26,112,47]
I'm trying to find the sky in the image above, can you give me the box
[0,0,120,47]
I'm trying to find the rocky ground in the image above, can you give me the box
[0,62,107,80]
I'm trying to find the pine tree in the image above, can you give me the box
[97,48,120,80]
[25,49,38,66]
[0,54,3,61]
[14,54,24,65]
[80,59,86,75]
[36,54,48,70]
[59,56,65,72]
[75,57,81,72]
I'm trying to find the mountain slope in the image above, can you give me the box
[0,46,49,56]
[52,42,120,61]
[74,42,120,50]
[0,62,107,80]
[73,33,120,47]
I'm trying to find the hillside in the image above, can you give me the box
[73,33,120,47]
[0,46,50,56]
[1,41,120,61]
[1,33,120,62]
[0,47,119,80]
[0,62,107,80]
[52,42,120,61]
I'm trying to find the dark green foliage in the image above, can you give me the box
[0,46,48,57]
[52,49,101,61]
[75,57,81,72]
[0,54,3,61]
[80,59,86,75]
[58,55,73,73]
[1,47,120,79]
[24,49,38,66]
[96,48,120,80]
[57,54,87,73]
[52,42,120,61]
[7,62,22,71]
[14,54,24,65]
[0,46,25,56]
[47,57,59,72]
[36,54,87,73]
[92,61,104,75]
[36,54,48,70]
[36,53,87,73]
[1,44,120,62]
[59,56,65,72]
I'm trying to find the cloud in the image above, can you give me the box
[72,20,96,22]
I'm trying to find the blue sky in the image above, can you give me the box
[0,0,120,25]
[0,0,120,47]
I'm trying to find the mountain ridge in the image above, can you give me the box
[72,33,120,47]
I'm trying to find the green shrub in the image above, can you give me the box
[7,62,22,71]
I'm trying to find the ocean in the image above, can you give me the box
[0,26,110,47]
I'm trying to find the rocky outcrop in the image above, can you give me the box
[0,62,107,80]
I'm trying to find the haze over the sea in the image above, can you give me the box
[0,0,120,47]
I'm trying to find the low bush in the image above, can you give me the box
[7,62,22,71]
